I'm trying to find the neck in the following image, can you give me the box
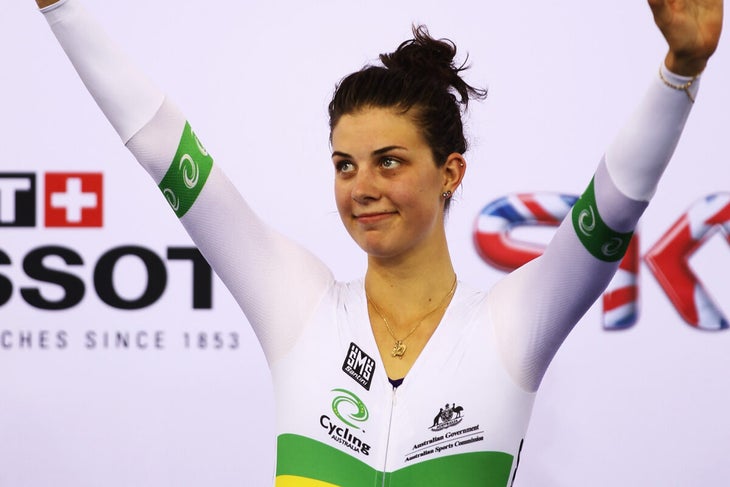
[365,242,456,322]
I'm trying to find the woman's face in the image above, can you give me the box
[331,106,453,261]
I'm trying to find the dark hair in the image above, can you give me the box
[328,25,487,168]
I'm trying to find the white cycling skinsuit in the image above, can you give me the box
[39,1,698,485]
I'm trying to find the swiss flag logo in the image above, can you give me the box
[44,173,103,227]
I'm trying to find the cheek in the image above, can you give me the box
[397,180,438,211]
[412,189,445,228]
[334,181,350,214]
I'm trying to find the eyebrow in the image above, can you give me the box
[331,145,407,159]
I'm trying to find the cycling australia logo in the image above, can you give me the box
[430,402,464,432]
[319,388,371,456]
[0,172,103,227]
[332,388,369,428]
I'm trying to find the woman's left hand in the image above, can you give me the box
[649,0,724,75]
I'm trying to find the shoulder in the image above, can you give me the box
[450,280,490,320]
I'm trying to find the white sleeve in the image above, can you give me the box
[41,0,163,143]
[41,0,335,363]
[489,68,697,392]
[605,66,699,201]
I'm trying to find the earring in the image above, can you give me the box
[442,190,452,199]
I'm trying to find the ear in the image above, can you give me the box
[441,152,466,194]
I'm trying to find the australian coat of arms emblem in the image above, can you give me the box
[430,402,464,431]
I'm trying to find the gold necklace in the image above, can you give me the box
[366,275,457,359]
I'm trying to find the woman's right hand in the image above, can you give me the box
[649,0,724,76]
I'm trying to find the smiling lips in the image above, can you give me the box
[354,211,397,224]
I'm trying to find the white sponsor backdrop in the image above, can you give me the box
[2,1,730,486]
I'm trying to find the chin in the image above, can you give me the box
[355,240,392,258]
[362,242,409,261]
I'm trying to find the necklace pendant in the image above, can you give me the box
[391,340,406,359]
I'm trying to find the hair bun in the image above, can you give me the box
[379,25,483,107]
[381,25,456,73]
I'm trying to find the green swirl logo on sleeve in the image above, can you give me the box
[158,122,213,218]
[572,178,633,262]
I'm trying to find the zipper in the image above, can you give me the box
[380,386,398,487]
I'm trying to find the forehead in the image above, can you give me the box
[331,107,426,152]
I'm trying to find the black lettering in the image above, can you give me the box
[57,330,68,349]
[115,331,130,348]
[167,247,212,309]
[21,246,85,310]
[94,246,166,309]
[19,331,32,348]
[1,330,11,348]
[136,331,149,349]
[0,330,68,349]
[38,330,50,349]
[153,331,164,349]
[0,249,12,306]
[85,330,97,349]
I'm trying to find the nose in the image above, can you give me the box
[351,166,380,204]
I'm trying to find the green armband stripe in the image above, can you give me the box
[571,178,633,262]
[158,122,214,218]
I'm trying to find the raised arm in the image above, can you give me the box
[490,0,723,392]
[34,0,335,362]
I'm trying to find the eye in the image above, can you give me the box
[335,160,356,174]
[380,157,401,169]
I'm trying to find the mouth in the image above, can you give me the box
[354,211,397,224]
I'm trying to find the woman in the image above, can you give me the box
[33,0,723,485]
